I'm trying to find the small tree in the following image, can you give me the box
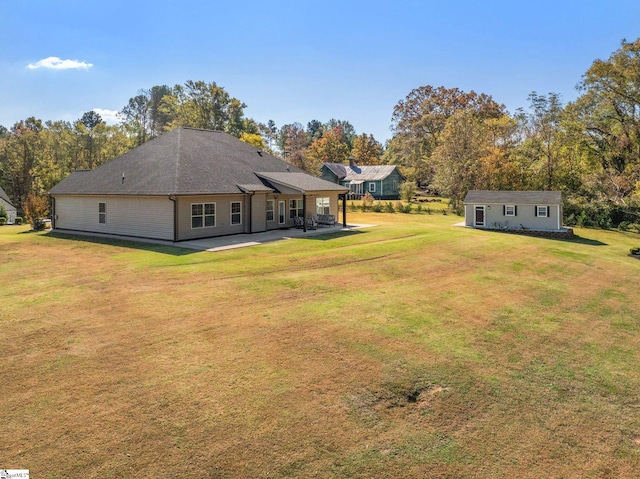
[24,193,49,231]
[400,181,417,202]
[0,204,7,220]
[361,191,374,211]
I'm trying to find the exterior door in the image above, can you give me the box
[474,206,485,227]
[278,201,285,225]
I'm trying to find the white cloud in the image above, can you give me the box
[27,56,93,70]
[91,108,120,124]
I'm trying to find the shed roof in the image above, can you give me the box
[464,190,562,205]
[50,128,344,196]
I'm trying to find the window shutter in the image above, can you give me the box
[515,205,518,216]
[503,205,505,215]
[534,206,538,217]
[547,206,550,218]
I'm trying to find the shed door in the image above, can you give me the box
[474,206,485,227]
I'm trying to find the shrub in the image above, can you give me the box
[416,203,423,214]
[362,192,374,211]
[24,193,49,231]
[0,204,7,220]
[372,202,383,212]
[0,217,6,226]
[14,216,22,225]
[384,202,395,213]
[399,181,416,202]
[631,247,640,256]
[395,201,405,213]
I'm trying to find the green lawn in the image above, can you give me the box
[1,215,639,478]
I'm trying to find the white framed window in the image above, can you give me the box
[536,205,548,217]
[231,201,242,225]
[192,203,215,228]
[505,205,516,216]
[289,199,303,218]
[316,197,330,215]
[266,200,274,222]
[369,182,376,193]
[98,202,106,224]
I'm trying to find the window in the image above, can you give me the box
[266,200,274,221]
[536,205,548,217]
[289,199,303,218]
[316,197,330,215]
[505,205,516,216]
[393,180,398,191]
[98,202,106,224]
[369,182,376,193]
[231,201,242,225]
[192,203,215,228]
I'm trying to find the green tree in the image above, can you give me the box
[305,128,350,174]
[351,133,383,165]
[389,85,505,186]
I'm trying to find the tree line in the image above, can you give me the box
[1,39,640,230]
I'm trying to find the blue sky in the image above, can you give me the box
[1,0,639,143]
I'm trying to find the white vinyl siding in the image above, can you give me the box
[177,195,246,240]
[53,195,174,240]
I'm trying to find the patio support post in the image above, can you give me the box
[342,194,347,227]
[303,194,307,232]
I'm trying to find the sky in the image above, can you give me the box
[1,0,639,144]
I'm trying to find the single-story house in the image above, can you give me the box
[0,185,17,223]
[464,190,564,231]
[49,127,348,241]
[320,159,404,200]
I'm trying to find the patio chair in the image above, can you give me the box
[306,216,318,230]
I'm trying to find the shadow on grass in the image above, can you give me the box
[46,231,196,256]
[295,228,367,241]
[555,234,607,246]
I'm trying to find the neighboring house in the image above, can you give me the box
[49,127,348,241]
[320,159,404,200]
[0,185,17,224]
[464,190,565,231]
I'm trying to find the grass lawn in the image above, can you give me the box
[1,214,640,478]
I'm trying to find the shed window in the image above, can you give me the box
[98,202,106,224]
[536,206,549,217]
[504,205,516,216]
[192,203,215,228]
[369,183,376,193]
[266,200,274,222]
[231,201,242,225]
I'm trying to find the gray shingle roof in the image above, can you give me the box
[0,185,15,207]
[323,163,401,181]
[464,190,562,204]
[256,172,348,193]
[50,128,342,196]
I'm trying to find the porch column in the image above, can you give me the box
[342,194,347,227]
[303,194,307,232]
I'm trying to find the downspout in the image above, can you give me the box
[168,195,177,242]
